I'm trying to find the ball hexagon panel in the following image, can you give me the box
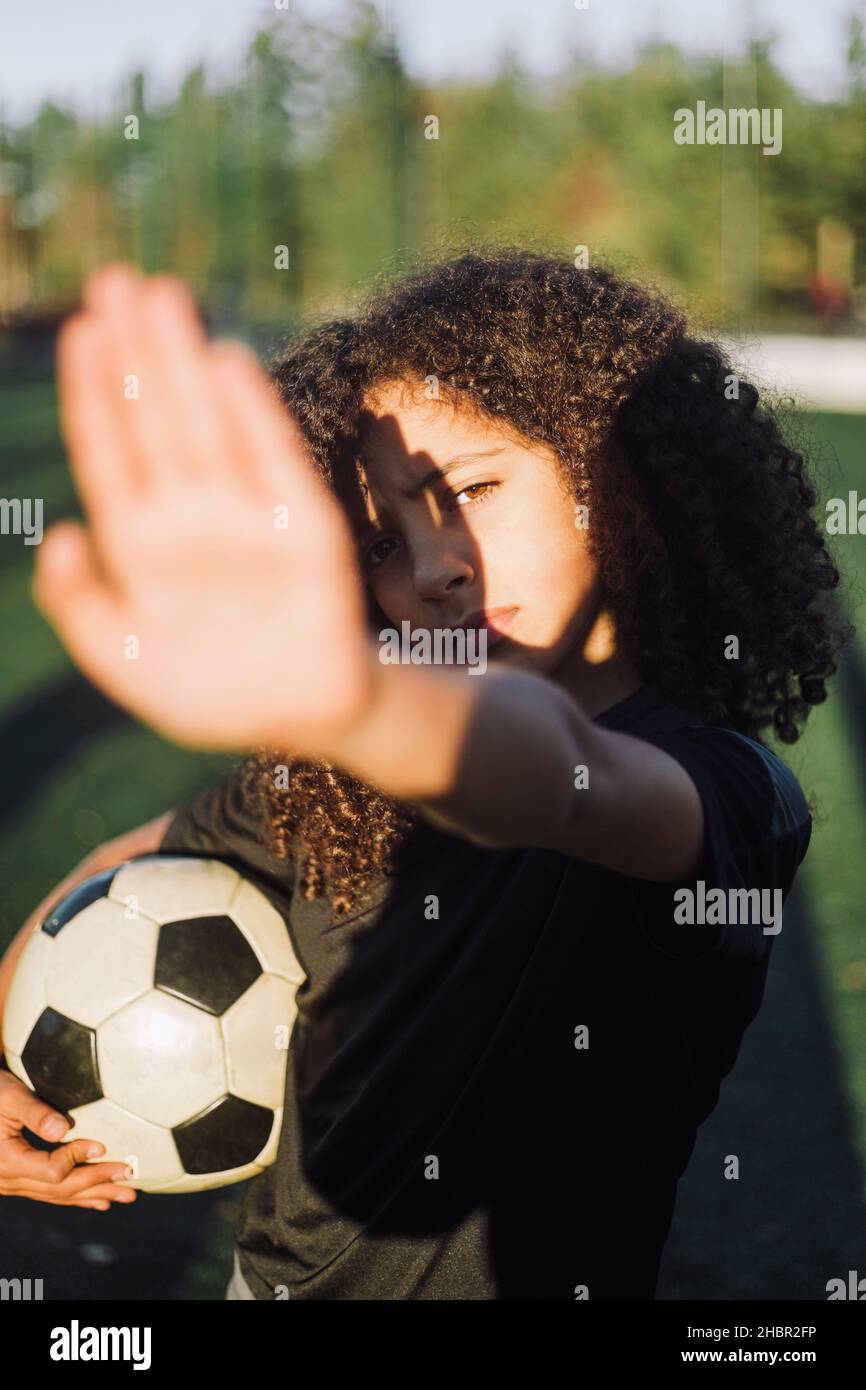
[109,856,240,922]
[222,972,296,1109]
[45,897,159,1029]
[64,1096,187,1187]
[99,989,226,1128]
[229,877,306,985]
[2,928,50,1058]
[155,914,261,1014]
[20,1007,101,1113]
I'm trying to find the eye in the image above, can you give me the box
[362,535,399,569]
[450,481,499,508]
[360,481,500,569]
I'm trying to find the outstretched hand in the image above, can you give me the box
[33,264,375,753]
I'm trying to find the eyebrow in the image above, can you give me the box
[401,447,506,500]
[354,447,507,545]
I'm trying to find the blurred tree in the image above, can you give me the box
[0,5,862,334]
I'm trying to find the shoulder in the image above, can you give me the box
[617,724,813,962]
[552,707,812,886]
[635,725,812,851]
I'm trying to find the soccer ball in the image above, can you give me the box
[1,854,304,1193]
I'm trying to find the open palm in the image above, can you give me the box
[32,265,372,752]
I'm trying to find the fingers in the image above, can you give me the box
[31,520,127,689]
[51,1171,139,1206]
[46,1137,130,1186]
[17,1176,138,1207]
[12,1180,138,1210]
[209,338,330,511]
[85,264,237,488]
[141,277,237,484]
[0,1130,101,1184]
[74,265,179,494]
[57,311,145,526]
[0,1072,72,1144]
[79,265,174,494]
[65,1178,138,1206]
[61,262,310,528]
[0,1132,138,1209]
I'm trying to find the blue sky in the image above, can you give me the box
[0,0,862,121]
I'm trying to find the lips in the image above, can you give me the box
[456,606,519,644]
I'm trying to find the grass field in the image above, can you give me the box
[1,369,864,1298]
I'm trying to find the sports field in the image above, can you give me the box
[1,370,864,1298]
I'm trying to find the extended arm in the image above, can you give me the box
[318,648,705,881]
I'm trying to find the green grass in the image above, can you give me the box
[0,722,230,947]
[788,691,866,1158]
[766,407,866,1175]
[0,373,60,453]
[801,408,866,632]
[177,1187,250,1300]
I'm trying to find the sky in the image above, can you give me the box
[0,0,862,122]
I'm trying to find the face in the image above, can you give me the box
[338,379,604,685]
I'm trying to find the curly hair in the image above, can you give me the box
[239,245,848,917]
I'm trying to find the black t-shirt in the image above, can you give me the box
[159,682,812,1300]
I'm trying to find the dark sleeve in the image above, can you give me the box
[159,761,296,897]
[625,727,812,962]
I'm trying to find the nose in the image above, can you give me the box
[411,540,475,604]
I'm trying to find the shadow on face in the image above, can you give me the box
[333,379,605,685]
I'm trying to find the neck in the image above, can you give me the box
[551,605,643,719]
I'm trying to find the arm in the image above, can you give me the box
[0,810,175,1035]
[317,648,706,882]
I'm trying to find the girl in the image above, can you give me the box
[1,248,845,1299]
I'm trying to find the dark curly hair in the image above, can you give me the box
[238,244,848,917]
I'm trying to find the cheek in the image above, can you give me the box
[367,567,411,625]
[503,492,585,575]
[514,499,596,614]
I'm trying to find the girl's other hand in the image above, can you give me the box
[32,263,374,754]
[0,1068,137,1211]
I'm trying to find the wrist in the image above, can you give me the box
[313,651,481,802]
[293,639,388,763]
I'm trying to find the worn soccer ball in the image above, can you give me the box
[1,854,303,1193]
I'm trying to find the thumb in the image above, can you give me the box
[0,1070,69,1140]
[32,519,102,614]
[31,521,125,685]
[35,1108,71,1142]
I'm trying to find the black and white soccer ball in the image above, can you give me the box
[1,854,304,1193]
